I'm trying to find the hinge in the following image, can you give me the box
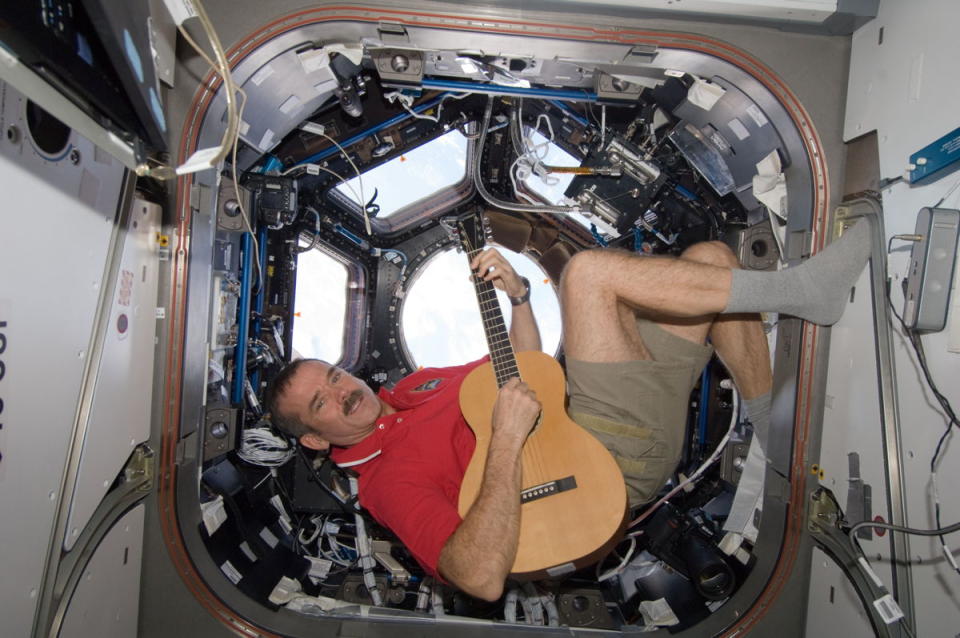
[623,44,658,64]
[377,21,409,43]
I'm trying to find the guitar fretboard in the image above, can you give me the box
[467,247,521,388]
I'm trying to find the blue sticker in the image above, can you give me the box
[149,86,166,131]
[123,29,144,83]
[412,379,442,392]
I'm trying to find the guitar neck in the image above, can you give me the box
[467,248,521,388]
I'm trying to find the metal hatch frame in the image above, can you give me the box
[155,5,838,637]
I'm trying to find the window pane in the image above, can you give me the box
[292,249,347,363]
[335,130,467,217]
[401,246,562,369]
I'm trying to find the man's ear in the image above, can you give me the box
[300,432,330,452]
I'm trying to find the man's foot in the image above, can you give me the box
[725,219,873,325]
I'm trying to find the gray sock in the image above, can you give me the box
[725,220,872,325]
[742,393,771,451]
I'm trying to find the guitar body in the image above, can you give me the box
[458,350,627,577]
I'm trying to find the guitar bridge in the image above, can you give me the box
[520,476,577,504]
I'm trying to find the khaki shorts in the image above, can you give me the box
[566,318,713,507]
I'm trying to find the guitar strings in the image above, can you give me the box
[464,236,547,484]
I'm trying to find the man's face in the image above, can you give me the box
[280,361,383,450]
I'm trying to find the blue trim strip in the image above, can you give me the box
[250,226,269,389]
[421,78,597,102]
[232,233,254,405]
[548,99,590,127]
[674,184,699,201]
[697,362,711,454]
[294,92,453,167]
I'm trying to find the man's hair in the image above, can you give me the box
[264,358,322,439]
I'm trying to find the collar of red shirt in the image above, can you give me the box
[329,388,397,470]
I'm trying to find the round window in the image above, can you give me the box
[401,245,561,369]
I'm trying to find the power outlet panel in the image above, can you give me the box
[903,207,960,332]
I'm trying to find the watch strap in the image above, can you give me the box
[508,276,531,306]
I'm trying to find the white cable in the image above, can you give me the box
[298,515,324,546]
[316,132,369,235]
[597,535,639,582]
[229,91,265,293]
[385,91,472,124]
[176,1,238,168]
[283,163,363,207]
[629,388,740,530]
[237,427,296,467]
[511,112,560,202]
[178,12,262,291]
[504,588,519,623]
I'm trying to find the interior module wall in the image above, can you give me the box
[813,0,960,636]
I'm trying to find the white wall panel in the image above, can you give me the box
[0,147,119,638]
[63,199,160,551]
[832,0,960,635]
[0,80,127,638]
[60,505,145,638]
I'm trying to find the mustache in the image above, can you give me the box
[343,389,363,416]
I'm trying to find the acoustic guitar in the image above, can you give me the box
[453,215,627,578]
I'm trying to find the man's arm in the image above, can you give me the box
[437,378,540,601]
[470,248,542,352]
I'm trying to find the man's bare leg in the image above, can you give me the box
[560,220,872,327]
[561,242,772,438]
[561,249,733,337]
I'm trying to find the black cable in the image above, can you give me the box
[878,175,904,189]
[884,258,960,577]
[849,519,960,539]
[931,177,960,208]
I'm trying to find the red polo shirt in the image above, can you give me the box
[330,358,487,577]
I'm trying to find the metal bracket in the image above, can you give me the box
[807,487,909,638]
[731,219,780,271]
[834,199,914,625]
[203,406,239,461]
[786,228,811,261]
[370,48,425,85]
[370,540,411,586]
[594,71,644,103]
[216,180,249,232]
[846,452,873,540]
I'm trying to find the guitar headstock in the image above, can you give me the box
[442,212,487,255]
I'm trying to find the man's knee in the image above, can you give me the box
[560,249,608,297]
[680,241,740,269]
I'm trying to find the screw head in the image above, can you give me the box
[390,54,410,73]
[69,149,81,165]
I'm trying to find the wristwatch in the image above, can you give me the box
[508,276,531,306]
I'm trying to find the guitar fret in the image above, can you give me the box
[461,222,521,388]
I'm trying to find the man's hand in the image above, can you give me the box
[470,248,526,298]
[491,377,541,446]
[437,379,540,601]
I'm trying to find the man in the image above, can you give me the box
[265,220,872,601]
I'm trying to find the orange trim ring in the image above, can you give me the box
[158,7,831,636]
